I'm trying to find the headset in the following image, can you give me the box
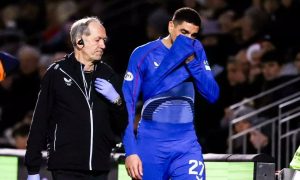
[77,39,84,46]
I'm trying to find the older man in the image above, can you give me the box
[25,17,128,180]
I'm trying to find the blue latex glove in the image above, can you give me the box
[27,174,40,180]
[95,78,120,103]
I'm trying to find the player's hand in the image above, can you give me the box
[250,130,268,149]
[125,154,143,180]
[185,53,195,64]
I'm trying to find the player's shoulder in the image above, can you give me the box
[131,39,162,57]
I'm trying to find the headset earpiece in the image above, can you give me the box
[77,39,84,46]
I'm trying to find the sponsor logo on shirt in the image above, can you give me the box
[124,71,134,81]
[64,77,72,86]
[204,60,211,70]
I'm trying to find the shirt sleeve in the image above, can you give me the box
[185,40,220,103]
[122,48,144,156]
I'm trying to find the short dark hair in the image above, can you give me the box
[172,7,201,27]
[261,50,283,65]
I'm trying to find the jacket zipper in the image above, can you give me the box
[54,124,58,151]
[59,68,94,170]
[89,108,94,170]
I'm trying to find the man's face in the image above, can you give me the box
[19,52,39,74]
[294,52,300,73]
[168,21,199,43]
[81,21,107,61]
[262,61,281,81]
[234,120,251,133]
[227,62,247,86]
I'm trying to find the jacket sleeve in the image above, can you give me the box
[122,47,144,156]
[185,40,220,103]
[25,64,55,174]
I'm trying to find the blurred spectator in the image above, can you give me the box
[251,0,264,9]
[219,56,254,126]
[263,0,280,15]
[0,30,24,54]
[38,52,66,79]
[38,54,52,79]
[294,50,300,74]
[12,122,30,149]
[40,1,77,53]
[18,45,40,75]
[201,56,252,154]
[21,110,33,125]
[0,51,19,81]
[245,37,276,84]
[1,5,18,30]
[200,0,229,20]
[261,50,286,81]
[254,50,299,117]
[267,0,300,53]
[239,7,269,47]
[16,1,46,38]
[0,110,32,148]
[218,10,236,34]
[201,18,238,69]
[227,0,252,18]
[0,45,40,135]
[246,37,275,66]
[201,20,223,67]
[231,105,270,153]
[183,0,202,11]
[235,48,249,65]
[222,57,252,107]
[146,7,170,40]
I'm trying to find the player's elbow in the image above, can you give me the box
[206,86,220,104]
[208,93,219,103]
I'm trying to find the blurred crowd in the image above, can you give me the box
[0,0,299,154]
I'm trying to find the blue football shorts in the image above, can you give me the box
[136,120,205,180]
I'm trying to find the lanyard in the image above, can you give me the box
[81,64,96,106]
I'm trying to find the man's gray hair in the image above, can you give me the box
[70,17,102,46]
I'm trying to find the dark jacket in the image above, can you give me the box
[25,53,128,174]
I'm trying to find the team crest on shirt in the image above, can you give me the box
[64,77,72,86]
[203,60,211,70]
[153,61,160,68]
[124,71,134,81]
